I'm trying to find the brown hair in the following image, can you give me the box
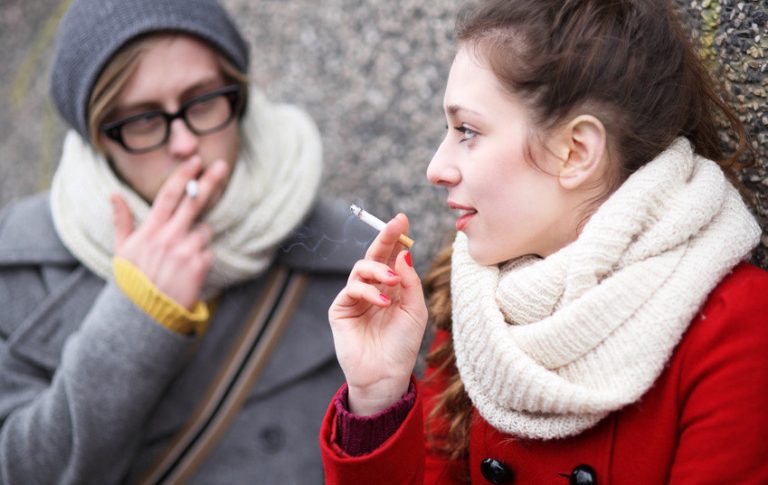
[425,0,750,461]
[87,33,250,154]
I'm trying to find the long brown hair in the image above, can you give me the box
[424,0,749,460]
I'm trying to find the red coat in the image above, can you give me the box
[320,263,768,484]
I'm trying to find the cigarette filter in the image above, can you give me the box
[350,204,414,248]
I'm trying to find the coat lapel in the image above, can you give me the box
[6,267,105,371]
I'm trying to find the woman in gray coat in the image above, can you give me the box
[0,0,370,483]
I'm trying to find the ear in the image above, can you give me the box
[556,115,607,190]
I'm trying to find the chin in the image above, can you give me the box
[468,245,502,267]
[469,242,535,267]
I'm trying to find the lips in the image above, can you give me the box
[448,201,477,232]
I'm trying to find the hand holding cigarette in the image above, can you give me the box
[329,209,427,416]
[350,204,414,248]
[111,157,229,309]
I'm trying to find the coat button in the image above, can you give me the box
[570,464,597,485]
[257,426,285,454]
[480,457,515,484]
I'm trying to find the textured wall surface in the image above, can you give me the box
[1,0,766,272]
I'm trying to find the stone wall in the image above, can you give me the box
[676,0,768,268]
[1,0,765,271]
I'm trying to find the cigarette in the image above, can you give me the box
[350,204,414,248]
[185,179,199,199]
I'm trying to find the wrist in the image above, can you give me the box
[347,377,411,416]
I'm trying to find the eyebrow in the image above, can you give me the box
[113,78,224,116]
[445,104,483,117]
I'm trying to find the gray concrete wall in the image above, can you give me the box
[1,0,766,272]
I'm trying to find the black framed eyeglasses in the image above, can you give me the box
[100,84,243,154]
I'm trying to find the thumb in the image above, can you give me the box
[111,193,134,253]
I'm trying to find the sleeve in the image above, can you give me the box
[0,283,195,484]
[319,330,468,484]
[113,256,210,335]
[320,381,427,485]
[334,382,417,456]
[669,264,768,483]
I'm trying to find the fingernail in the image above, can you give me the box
[379,293,390,303]
[405,252,413,267]
[387,270,398,277]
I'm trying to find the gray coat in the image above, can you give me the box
[0,193,372,485]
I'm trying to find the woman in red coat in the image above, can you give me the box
[321,0,768,483]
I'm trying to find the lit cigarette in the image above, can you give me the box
[185,179,199,199]
[350,204,414,248]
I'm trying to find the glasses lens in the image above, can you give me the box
[102,86,240,153]
[121,113,167,151]
[186,93,235,134]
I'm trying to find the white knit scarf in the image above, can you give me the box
[451,138,761,440]
[50,88,322,298]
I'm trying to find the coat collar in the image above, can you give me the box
[0,192,76,266]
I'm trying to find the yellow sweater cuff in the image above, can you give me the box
[113,257,210,336]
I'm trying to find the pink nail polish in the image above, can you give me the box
[387,270,398,277]
[379,293,390,303]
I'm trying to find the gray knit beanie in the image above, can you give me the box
[50,0,250,141]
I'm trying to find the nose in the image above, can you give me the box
[167,118,199,159]
[426,137,460,187]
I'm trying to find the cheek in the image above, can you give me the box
[103,147,171,200]
[469,165,561,263]
[202,123,240,166]
[225,126,241,164]
[107,151,146,188]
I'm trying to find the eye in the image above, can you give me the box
[454,124,478,142]
[121,113,164,136]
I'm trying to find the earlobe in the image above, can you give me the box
[558,115,607,190]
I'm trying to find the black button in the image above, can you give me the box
[257,426,285,454]
[570,464,597,485]
[480,457,515,484]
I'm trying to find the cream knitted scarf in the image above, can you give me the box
[451,138,761,440]
[50,88,322,298]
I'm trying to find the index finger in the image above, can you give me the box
[167,159,230,234]
[145,157,202,229]
[365,213,410,265]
